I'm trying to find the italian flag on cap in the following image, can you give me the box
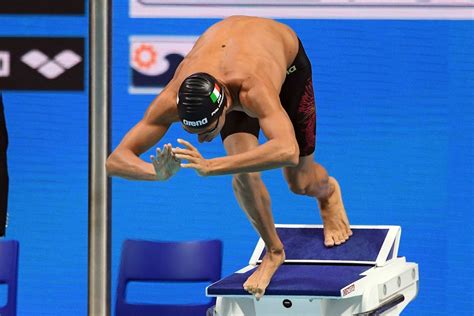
[210,83,221,104]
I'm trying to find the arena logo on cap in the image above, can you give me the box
[129,36,197,94]
[183,118,208,127]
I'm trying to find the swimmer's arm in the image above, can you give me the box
[208,83,299,174]
[106,94,178,180]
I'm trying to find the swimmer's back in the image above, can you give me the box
[173,16,299,90]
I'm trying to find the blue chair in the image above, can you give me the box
[115,239,223,316]
[0,240,19,316]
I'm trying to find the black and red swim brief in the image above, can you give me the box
[220,38,316,157]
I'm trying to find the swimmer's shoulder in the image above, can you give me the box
[144,84,179,125]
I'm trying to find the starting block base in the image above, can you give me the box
[207,225,419,316]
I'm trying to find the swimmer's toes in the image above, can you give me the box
[255,288,265,300]
[324,234,336,247]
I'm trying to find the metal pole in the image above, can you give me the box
[89,0,111,315]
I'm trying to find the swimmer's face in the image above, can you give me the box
[183,110,226,143]
[181,83,230,143]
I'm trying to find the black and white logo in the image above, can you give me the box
[286,65,297,75]
[0,37,84,91]
[0,52,10,77]
[21,50,82,79]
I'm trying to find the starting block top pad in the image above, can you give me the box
[207,225,401,297]
[207,263,372,297]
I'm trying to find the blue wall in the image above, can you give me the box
[111,17,474,315]
[1,10,89,315]
[1,2,473,315]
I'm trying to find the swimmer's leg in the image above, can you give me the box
[283,155,352,247]
[224,133,285,300]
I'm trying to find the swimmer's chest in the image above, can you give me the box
[226,87,259,117]
[229,103,258,118]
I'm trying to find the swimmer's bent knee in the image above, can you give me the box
[286,175,329,197]
[287,181,307,195]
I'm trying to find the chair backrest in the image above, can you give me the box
[0,240,19,316]
[115,239,222,316]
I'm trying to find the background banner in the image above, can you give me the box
[130,0,474,18]
[0,37,84,91]
[130,36,197,94]
[0,0,85,15]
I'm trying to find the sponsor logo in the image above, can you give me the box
[286,65,297,75]
[342,284,355,296]
[129,36,197,94]
[21,50,82,79]
[183,118,208,127]
[0,52,10,77]
[133,44,158,70]
[0,37,84,91]
[0,0,85,15]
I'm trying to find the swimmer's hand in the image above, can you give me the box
[150,143,181,181]
[173,139,211,177]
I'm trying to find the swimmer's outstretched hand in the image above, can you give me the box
[173,139,211,177]
[150,143,181,181]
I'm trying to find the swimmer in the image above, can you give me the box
[106,15,352,300]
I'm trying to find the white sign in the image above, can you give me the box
[130,0,474,19]
[129,36,197,94]
[135,0,474,4]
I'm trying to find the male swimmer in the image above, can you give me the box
[106,16,352,300]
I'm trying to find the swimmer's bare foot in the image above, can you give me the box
[318,177,352,247]
[243,248,285,300]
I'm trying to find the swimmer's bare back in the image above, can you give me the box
[166,16,299,96]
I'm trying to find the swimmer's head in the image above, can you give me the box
[177,72,228,142]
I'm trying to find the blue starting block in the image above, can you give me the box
[207,225,419,316]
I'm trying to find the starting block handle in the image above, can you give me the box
[354,294,405,316]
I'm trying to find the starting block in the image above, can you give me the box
[207,225,419,316]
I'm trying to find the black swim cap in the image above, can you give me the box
[177,72,226,129]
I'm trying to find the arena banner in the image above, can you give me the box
[0,38,84,91]
[0,0,85,14]
[130,0,474,19]
[129,36,197,94]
